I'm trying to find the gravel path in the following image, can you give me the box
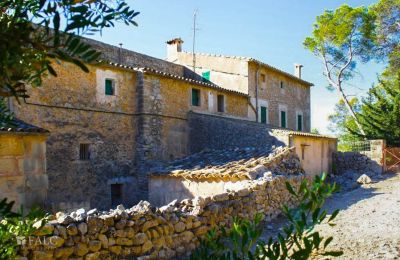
[261,172,400,259]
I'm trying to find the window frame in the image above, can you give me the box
[279,105,288,128]
[260,106,268,124]
[217,94,225,113]
[296,111,303,131]
[105,78,115,96]
[79,143,90,160]
[191,88,201,107]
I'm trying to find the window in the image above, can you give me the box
[105,79,115,95]
[202,71,210,82]
[260,106,267,124]
[111,184,123,206]
[217,95,225,112]
[260,73,266,83]
[79,143,90,160]
[280,81,284,89]
[280,110,287,128]
[192,89,200,106]
[297,114,303,131]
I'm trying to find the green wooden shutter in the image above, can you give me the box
[297,114,303,131]
[192,89,200,106]
[281,111,286,128]
[202,71,210,82]
[105,79,113,95]
[260,106,267,124]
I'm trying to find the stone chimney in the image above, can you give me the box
[294,64,303,79]
[166,38,184,62]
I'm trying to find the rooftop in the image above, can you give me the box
[0,119,49,134]
[180,51,314,87]
[104,61,249,97]
[151,146,301,181]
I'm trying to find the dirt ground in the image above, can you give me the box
[261,172,400,259]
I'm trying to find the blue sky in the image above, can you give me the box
[90,0,385,134]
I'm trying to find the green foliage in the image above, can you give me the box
[191,174,342,260]
[328,98,361,142]
[310,128,320,135]
[0,0,139,99]
[0,198,49,259]
[329,72,400,146]
[304,5,376,136]
[304,5,375,80]
[0,98,14,127]
[358,72,400,146]
[370,0,400,71]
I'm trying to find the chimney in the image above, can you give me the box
[166,38,184,62]
[294,64,303,79]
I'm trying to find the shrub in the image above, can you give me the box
[0,198,49,259]
[191,173,343,259]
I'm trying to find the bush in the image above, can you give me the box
[0,198,49,259]
[191,173,343,259]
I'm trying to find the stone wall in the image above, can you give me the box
[19,174,303,259]
[334,140,385,175]
[188,112,283,153]
[0,133,48,210]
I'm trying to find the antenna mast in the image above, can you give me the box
[192,9,198,73]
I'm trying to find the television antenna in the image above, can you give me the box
[192,9,200,73]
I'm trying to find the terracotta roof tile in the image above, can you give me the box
[0,119,49,134]
[104,61,249,97]
[151,146,296,181]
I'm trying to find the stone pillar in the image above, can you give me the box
[134,72,165,202]
[369,139,386,174]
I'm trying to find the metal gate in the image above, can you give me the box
[384,147,400,172]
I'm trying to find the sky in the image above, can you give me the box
[89,0,385,134]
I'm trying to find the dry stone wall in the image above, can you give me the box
[18,149,304,259]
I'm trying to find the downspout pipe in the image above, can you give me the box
[255,65,260,122]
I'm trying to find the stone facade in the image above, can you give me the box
[18,148,304,259]
[0,120,48,210]
[166,39,313,131]
[12,56,251,210]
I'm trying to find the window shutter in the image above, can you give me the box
[281,111,286,128]
[192,89,200,106]
[202,71,210,82]
[105,79,113,95]
[260,106,267,124]
[297,114,303,131]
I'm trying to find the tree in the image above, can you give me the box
[304,5,376,137]
[370,0,400,71]
[0,0,139,99]
[328,98,360,141]
[358,72,400,146]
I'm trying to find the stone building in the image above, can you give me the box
[0,119,48,210]
[10,36,330,211]
[166,38,313,132]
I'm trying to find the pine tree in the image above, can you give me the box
[359,72,400,146]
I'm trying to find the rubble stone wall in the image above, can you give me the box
[19,148,304,259]
[19,175,302,260]
[334,140,385,175]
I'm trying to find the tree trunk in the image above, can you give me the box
[338,86,366,137]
